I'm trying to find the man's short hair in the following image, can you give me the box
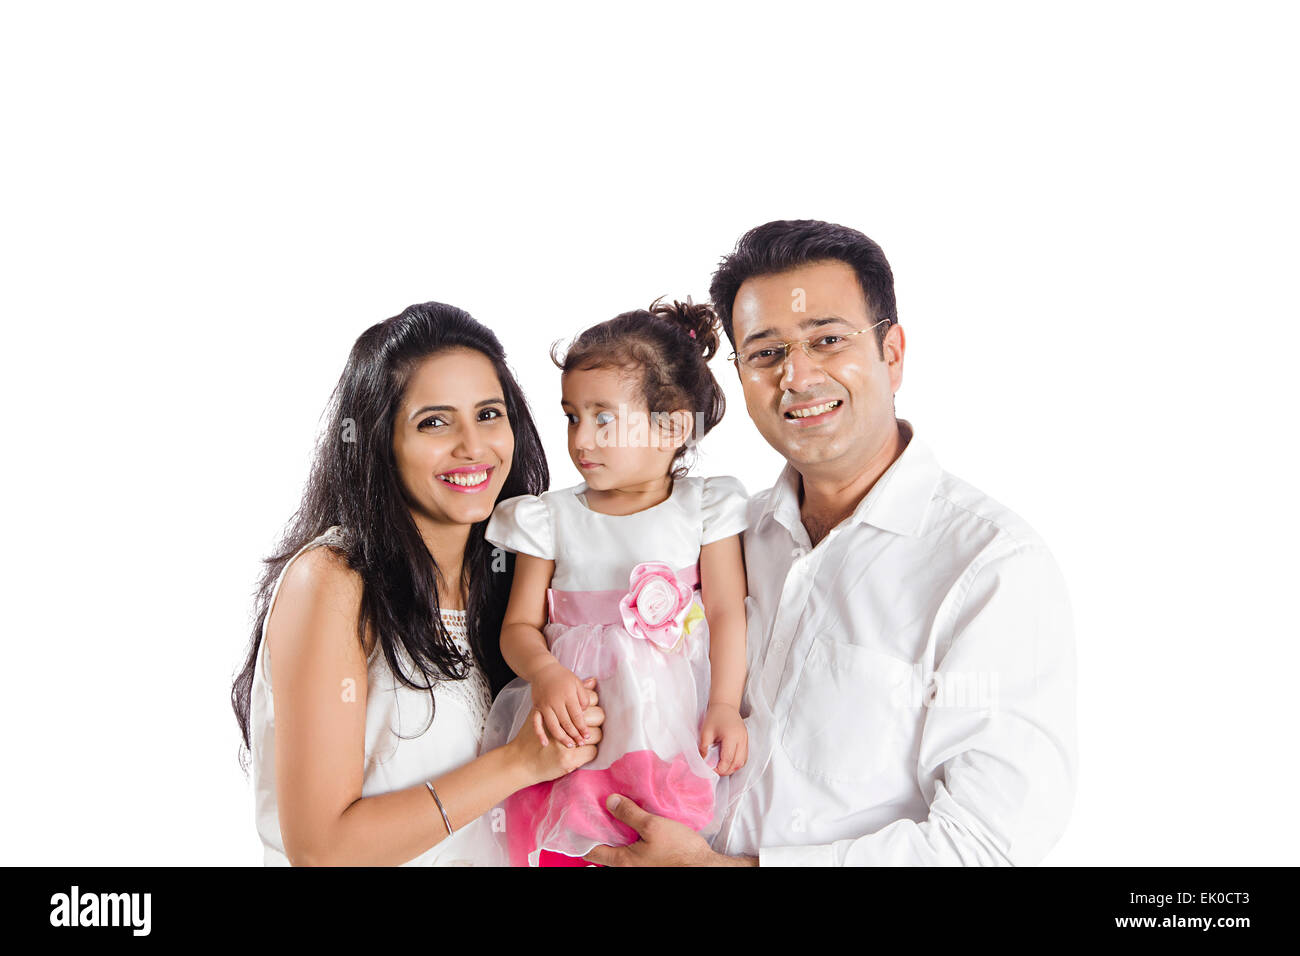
[709,219,898,352]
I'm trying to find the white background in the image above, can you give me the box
[2,1,1296,865]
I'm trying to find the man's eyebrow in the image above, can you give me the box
[409,397,505,421]
[739,315,854,349]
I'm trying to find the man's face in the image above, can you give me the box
[730,259,905,477]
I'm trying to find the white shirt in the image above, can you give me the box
[715,423,1077,865]
[250,526,499,865]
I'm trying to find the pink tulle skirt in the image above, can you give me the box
[480,609,728,867]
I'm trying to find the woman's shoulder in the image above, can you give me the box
[266,534,366,650]
[278,540,360,602]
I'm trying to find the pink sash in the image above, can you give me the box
[546,563,700,627]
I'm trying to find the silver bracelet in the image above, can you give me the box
[425,780,454,835]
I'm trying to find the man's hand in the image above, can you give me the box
[582,794,757,867]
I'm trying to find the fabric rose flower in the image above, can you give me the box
[618,561,695,651]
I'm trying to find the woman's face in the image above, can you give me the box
[392,347,515,530]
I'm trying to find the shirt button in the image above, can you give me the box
[791,546,806,558]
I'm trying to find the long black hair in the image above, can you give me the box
[231,302,548,763]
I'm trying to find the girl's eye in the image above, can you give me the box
[595,411,615,426]
[479,406,505,421]
[419,416,447,430]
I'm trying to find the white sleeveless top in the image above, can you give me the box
[249,526,498,865]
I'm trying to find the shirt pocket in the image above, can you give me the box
[780,637,921,784]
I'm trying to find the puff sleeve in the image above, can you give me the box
[700,475,750,546]
[485,493,555,560]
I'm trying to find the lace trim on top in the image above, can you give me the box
[438,607,492,737]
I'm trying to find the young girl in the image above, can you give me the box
[479,298,750,866]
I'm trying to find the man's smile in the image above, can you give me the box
[782,398,843,424]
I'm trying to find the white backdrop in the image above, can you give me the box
[2,1,1296,865]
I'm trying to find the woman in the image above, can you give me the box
[230,301,603,865]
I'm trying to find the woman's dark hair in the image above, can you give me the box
[708,219,897,353]
[549,297,726,481]
[231,302,548,764]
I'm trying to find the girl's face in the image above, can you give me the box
[561,366,691,492]
[392,347,515,530]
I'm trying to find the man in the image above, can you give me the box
[586,219,1077,866]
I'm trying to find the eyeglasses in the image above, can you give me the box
[728,318,891,372]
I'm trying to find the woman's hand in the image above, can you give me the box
[699,702,748,776]
[508,677,604,785]
[531,660,596,747]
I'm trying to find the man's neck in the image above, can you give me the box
[797,421,909,546]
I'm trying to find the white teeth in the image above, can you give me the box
[439,470,489,487]
[786,400,841,419]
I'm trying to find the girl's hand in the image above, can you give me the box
[507,679,604,785]
[531,660,595,748]
[699,703,748,776]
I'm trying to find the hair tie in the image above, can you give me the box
[688,329,696,339]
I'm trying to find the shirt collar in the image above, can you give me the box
[757,420,942,539]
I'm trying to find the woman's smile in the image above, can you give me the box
[436,463,496,493]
